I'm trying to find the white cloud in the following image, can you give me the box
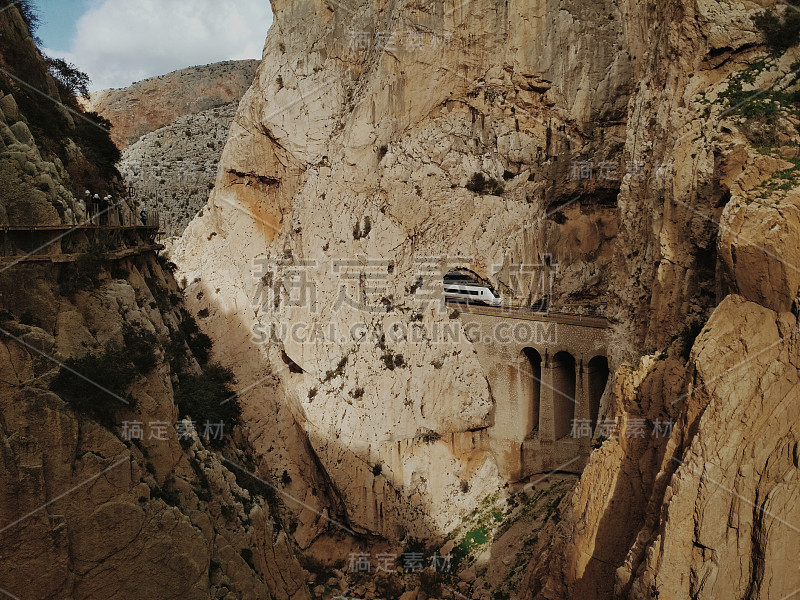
[53,0,272,91]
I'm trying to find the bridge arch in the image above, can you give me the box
[587,355,609,432]
[551,351,576,439]
[522,348,542,435]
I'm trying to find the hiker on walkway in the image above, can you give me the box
[84,190,92,222]
[94,194,102,224]
[105,195,116,225]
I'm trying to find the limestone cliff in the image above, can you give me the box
[175,0,634,545]
[174,0,800,597]
[518,0,800,597]
[0,6,309,598]
[120,103,238,237]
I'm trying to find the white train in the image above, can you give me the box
[443,277,502,306]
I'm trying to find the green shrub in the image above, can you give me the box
[122,323,159,373]
[466,172,504,196]
[50,349,138,425]
[175,364,240,448]
[12,0,40,36]
[45,57,89,98]
[179,312,213,364]
[59,242,111,294]
[753,6,800,51]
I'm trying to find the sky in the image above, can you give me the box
[35,0,273,92]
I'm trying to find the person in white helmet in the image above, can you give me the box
[84,190,92,222]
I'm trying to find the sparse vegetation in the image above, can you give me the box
[59,241,113,294]
[323,355,348,382]
[175,364,241,448]
[420,429,441,443]
[752,4,800,52]
[674,320,704,361]
[754,157,800,197]
[122,323,159,374]
[466,172,504,196]
[178,311,214,364]
[715,48,800,146]
[50,349,138,426]
[381,348,405,370]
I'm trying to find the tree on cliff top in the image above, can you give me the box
[753,3,800,52]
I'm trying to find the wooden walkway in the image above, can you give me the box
[0,215,165,267]
[0,224,161,232]
[0,243,164,267]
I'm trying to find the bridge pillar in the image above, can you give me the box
[575,359,591,451]
[538,358,557,469]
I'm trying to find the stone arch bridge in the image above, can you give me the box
[456,304,610,480]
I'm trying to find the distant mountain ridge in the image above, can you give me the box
[87,59,260,237]
[85,59,259,149]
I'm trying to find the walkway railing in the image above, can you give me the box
[0,208,164,264]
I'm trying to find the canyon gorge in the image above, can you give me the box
[0,0,799,599]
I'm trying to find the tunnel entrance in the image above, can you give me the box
[522,348,541,435]
[588,355,609,432]
[551,351,576,439]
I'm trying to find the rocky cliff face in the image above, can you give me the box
[86,60,259,238]
[520,0,800,597]
[120,103,238,237]
[175,0,636,545]
[0,7,309,599]
[174,0,800,596]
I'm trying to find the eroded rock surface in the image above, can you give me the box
[173,0,800,597]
